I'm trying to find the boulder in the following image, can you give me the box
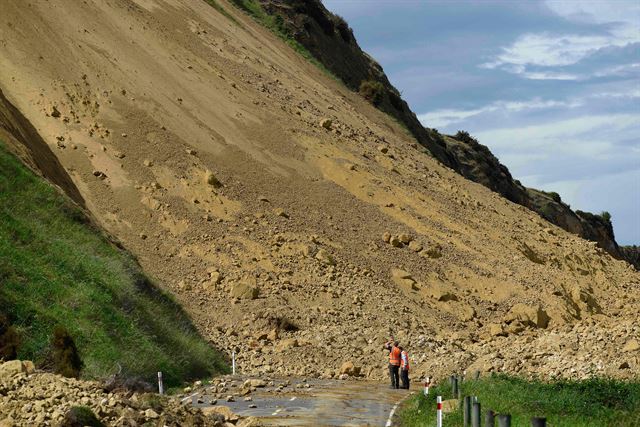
[391,269,418,290]
[408,241,423,252]
[398,233,412,244]
[622,339,639,352]
[339,361,361,376]
[202,406,239,422]
[319,118,332,129]
[504,303,550,329]
[389,236,403,248]
[315,249,335,265]
[382,232,391,243]
[230,279,259,300]
[488,323,506,337]
[0,360,25,379]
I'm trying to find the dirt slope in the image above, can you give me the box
[0,0,638,382]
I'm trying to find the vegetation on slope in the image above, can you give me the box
[399,374,640,427]
[0,141,227,386]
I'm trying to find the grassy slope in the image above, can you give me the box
[0,142,227,386]
[399,375,640,427]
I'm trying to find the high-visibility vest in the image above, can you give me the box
[401,351,409,370]
[389,346,401,366]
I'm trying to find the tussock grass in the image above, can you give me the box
[0,142,227,386]
[399,374,640,427]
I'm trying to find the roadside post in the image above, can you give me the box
[472,401,481,427]
[436,396,443,427]
[463,396,472,427]
[497,414,511,427]
[424,377,430,396]
[157,371,164,395]
[531,417,546,427]
[232,350,236,375]
[452,376,459,398]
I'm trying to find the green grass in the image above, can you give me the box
[399,374,640,427]
[204,0,243,27]
[0,141,228,386]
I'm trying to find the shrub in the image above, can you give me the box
[51,326,84,378]
[359,80,385,106]
[454,130,479,145]
[600,211,612,223]
[546,191,562,204]
[0,314,19,361]
[61,406,104,427]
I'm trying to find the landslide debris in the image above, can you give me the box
[251,0,635,268]
[0,0,637,398]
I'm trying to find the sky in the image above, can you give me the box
[321,0,640,245]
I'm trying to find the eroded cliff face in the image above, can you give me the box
[254,0,633,268]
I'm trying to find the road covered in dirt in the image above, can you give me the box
[185,376,416,426]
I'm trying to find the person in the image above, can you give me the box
[384,338,401,389]
[399,346,410,389]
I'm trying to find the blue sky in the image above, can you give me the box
[322,0,639,244]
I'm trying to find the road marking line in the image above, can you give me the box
[386,391,415,427]
[181,392,199,403]
[271,408,282,416]
[290,396,297,401]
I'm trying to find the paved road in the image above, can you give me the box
[186,378,417,426]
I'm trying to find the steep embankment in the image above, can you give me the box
[251,0,632,266]
[0,0,637,384]
[0,129,225,385]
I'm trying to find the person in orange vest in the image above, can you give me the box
[399,346,410,389]
[384,338,401,389]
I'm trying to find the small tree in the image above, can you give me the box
[600,211,612,223]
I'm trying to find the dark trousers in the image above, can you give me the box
[401,369,410,389]
[389,364,399,388]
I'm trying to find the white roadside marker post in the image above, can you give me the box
[424,377,430,396]
[157,371,164,395]
[232,350,236,375]
[436,395,443,427]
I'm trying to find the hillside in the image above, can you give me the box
[0,0,638,386]
[0,132,225,385]
[252,0,634,267]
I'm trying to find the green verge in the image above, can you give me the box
[0,141,228,386]
[399,374,640,427]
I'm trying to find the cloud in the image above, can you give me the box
[482,1,640,79]
[418,98,581,128]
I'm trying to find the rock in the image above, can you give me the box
[0,360,25,378]
[619,361,630,369]
[319,118,332,129]
[144,409,159,419]
[92,170,106,179]
[398,233,412,244]
[391,269,419,291]
[267,328,279,341]
[247,378,267,388]
[205,170,222,188]
[423,244,442,258]
[22,361,35,375]
[276,338,298,352]
[274,208,289,218]
[186,149,197,155]
[488,323,506,337]
[389,236,403,248]
[340,361,361,376]
[377,145,389,154]
[143,159,153,167]
[408,241,423,252]
[382,231,391,243]
[504,303,550,329]
[622,339,639,352]
[441,398,459,413]
[230,279,259,300]
[50,106,61,118]
[315,249,335,266]
[203,406,239,422]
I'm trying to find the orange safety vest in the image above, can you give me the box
[389,346,401,366]
[401,350,410,370]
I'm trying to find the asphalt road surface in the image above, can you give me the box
[186,377,417,426]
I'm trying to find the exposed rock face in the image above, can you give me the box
[254,0,636,269]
